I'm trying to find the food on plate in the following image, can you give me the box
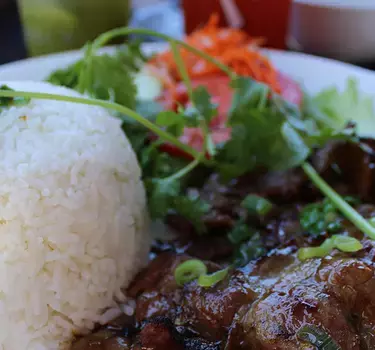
[147,15,303,156]
[0,81,149,349]
[1,17,375,350]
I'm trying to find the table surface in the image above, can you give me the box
[1,1,375,71]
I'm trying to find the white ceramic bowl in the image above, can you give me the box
[289,0,375,63]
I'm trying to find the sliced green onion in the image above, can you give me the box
[298,234,362,261]
[174,259,207,286]
[332,235,363,252]
[242,194,273,216]
[197,267,229,288]
[298,238,334,261]
[297,325,340,350]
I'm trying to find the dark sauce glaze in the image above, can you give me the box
[72,141,375,349]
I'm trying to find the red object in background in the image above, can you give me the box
[182,0,292,50]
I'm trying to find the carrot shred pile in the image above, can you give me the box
[149,14,281,94]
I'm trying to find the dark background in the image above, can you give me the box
[0,1,27,64]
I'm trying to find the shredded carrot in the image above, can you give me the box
[148,14,281,94]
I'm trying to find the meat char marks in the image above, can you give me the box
[128,240,375,350]
[71,141,375,349]
[74,238,375,349]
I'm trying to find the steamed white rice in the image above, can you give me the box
[0,81,150,349]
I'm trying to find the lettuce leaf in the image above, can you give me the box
[312,78,375,138]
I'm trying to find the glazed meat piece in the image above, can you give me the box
[234,259,359,349]
[129,239,375,350]
[133,317,184,350]
[312,139,375,201]
[130,246,298,343]
[71,315,135,350]
[71,139,375,350]
[227,240,375,349]
[176,270,258,342]
[73,238,375,349]
[134,317,222,350]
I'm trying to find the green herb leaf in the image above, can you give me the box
[198,267,229,288]
[47,60,83,89]
[81,54,137,109]
[302,162,375,241]
[228,222,255,244]
[229,77,269,112]
[47,41,145,89]
[174,259,207,286]
[305,125,358,149]
[233,230,265,267]
[48,51,138,109]
[312,78,375,139]
[172,195,211,233]
[192,86,218,124]
[300,199,343,237]
[116,40,148,71]
[218,77,310,179]
[156,111,185,137]
[0,85,30,107]
[147,178,181,219]
[242,194,273,216]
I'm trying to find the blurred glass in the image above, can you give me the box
[18,0,130,56]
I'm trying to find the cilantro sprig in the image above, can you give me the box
[1,27,375,244]
[0,85,30,108]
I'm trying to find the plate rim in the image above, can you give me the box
[1,43,375,96]
[0,43,373,76]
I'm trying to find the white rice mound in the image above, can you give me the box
[0,81,150,349]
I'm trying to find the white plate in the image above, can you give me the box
[0,43,375,96]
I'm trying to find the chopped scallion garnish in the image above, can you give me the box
[298,234,363,261]
[197,267,229,288]
[174,259,207,286]
[227,222,255,244]
[333,235,363,252]
[298,238,335,261]
[174,260,229,288]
